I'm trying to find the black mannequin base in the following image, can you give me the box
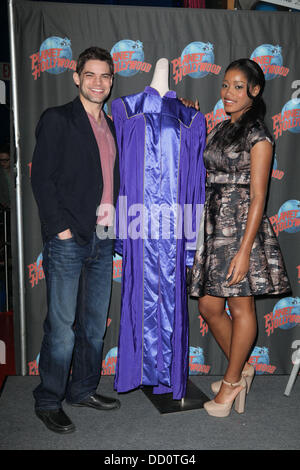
[142,379,209,414]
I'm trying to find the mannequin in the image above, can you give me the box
[149,58,170,97]
[111,59,206,400]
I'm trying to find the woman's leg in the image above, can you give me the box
[199,295,254,372]
[214,296,257,404]
[198,295,232,360]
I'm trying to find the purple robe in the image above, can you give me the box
[112,86,206,399]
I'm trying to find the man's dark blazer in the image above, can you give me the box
[31,96,120,245]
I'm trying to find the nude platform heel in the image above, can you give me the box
[211,364,255,395]
[204,377,247,417]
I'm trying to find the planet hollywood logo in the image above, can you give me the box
[205,99,230,134]
[272,154,284,181]
[171,42,221,85]
[264,297,300,336]
[249,346,276,375]
[110,40,152,77]
[101,347,118,375]
[189,346,210,375]
[28,252,44,288]
[113,253,122,283]
[272,99,300,139]
[250,44,289,81]
[198,314,208,336]
[269,200,300,236]
[30,37,76,80]
[28,353,40,376]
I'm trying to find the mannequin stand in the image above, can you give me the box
[142,379,209,414]
[284,347,300,396]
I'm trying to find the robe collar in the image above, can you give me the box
[144,86,177,100]
[121,86,199,128]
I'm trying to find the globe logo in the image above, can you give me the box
[102,347,118,375]
[250,44,283,80]
[272,297,300,330]
[104,347,118,364]
[39,37,73,75]
[36,252,43,269]
[213,99,230,124]
[111,40,144,77]
[189,346,204,375]
[181,42,215,79]
[250,346,270,375]
[281,99,300,134]
[225,300,232,318]
[277,200,300,233]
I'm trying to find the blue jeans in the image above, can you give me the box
[33,232,113,410]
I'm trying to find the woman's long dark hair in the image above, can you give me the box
[214,58,266,151]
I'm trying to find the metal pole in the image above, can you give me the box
[8,0,27,375]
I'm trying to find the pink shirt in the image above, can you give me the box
[87,111,116,226]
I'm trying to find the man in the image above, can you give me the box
[31,47,120,434]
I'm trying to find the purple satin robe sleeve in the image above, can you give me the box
[185,113,206,267]
[111,98,126,255]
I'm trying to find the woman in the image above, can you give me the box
[188,58,290,417]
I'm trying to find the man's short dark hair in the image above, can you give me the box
[76,47,114,76]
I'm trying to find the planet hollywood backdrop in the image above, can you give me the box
[10,0,300,383]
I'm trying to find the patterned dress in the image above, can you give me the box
[188,118,291,298]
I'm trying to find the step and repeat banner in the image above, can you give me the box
[11,0,300,379]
